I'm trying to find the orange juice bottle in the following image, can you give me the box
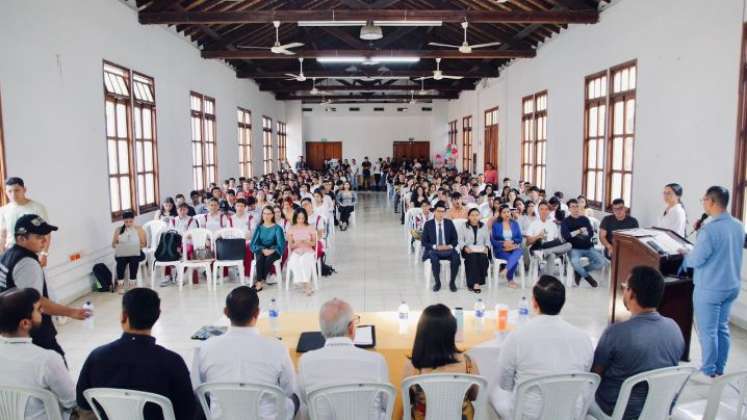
[495,304,509,332]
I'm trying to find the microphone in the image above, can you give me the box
[694,213,708,232]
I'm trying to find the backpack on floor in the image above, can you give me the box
[320,254,336,276]
[92,263,114,292]
[154,230,182,262]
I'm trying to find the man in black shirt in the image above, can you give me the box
[599,198,639,259]
[561,199,608,287]
[76,288,196,420]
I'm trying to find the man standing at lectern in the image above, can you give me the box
[682,186,744,383]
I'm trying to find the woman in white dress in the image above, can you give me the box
[286,207,318,296]
[657,183,687,237]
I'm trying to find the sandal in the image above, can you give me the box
[507,282,519,289]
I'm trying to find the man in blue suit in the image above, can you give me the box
[422,201,461,292]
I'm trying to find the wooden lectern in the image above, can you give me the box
[609,228,694,361]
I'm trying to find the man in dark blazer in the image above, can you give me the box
[422,201,461,292]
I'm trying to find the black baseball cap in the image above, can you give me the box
[14,214,58,236]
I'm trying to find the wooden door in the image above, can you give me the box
[393,142,411,160]
[305,141,342,170]
[323,142,342,162]
[412,142,430,160]
[393,141,429,161]
[484,125,498,170]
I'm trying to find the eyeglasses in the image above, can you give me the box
[349,314,361,326]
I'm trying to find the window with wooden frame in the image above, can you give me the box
[238,108,252,178]
[582,71,608,209]
[277,121,287,164]
[132,73,159,213]
[448,120,457,146]
[734,24,747,222]
[190,92,217,191]
[607,62,636,207]
[104,63,135,219]
[521,92,547,188]
[484,107,498,174]
[262,116,273,174]
[462,115,473,172]
[0,88,7,206]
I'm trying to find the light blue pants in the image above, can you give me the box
[569,248,608,278]
[694,287,739,375]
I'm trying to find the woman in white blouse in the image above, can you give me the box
[657,183,688,237]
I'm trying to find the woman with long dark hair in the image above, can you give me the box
[490,204,524,288]
[112,211,146,293]
[336,181,357,230]
[458,208,491,293]
[155,197,177,222]
[403,304,480,420]
[249,206,285,291]
[657,183,688,237]
[286,207,317,296]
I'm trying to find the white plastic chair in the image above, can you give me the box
[307,383,396,420]
[195,382,287,420]
[404,208,422,240]
[142,220,167,270]
[512,372,600,420]
[671,370,747,420]
[149,230,180,289]
[401,373,488,420]
[424,256,463,290]
[212,227,247,288]
[587,366,695,420]
[83,388,176,420]
[466,346,502,396]
[177,228,214,290]
[249,255,283,287]
[490,251,526,289]
[0,385,64,420]
[284,238,320,291]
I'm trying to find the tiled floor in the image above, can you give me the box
[58,192,747,405]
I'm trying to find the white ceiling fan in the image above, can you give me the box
[285,58,306,82]
[418,79,428,95]
[236,21,304,55]
[428,21,501,54]
[408,90,417,105]
[415,58,463,81]
[309,78,319,95]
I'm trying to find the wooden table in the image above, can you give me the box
[244,311,506,419]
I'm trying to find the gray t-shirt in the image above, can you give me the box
[11,257,45,293]
[593,311,684,419]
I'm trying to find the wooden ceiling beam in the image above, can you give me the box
[258,83,465,92]
[202,48,535,59]
[139,9,599,25]
[239,69,494,78]
[277,94,458,100]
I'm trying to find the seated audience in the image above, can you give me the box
[192,286,298,420]
[111,211,146,293]
[491,275,593,419]
[458,208,491,293]
[154,197,176,223]
[198,197,233,232]
[76,288,196,420]
[591,266,685,420]
[249,206,286,292]
[421,201,461,292]
[286,208,318,296]
[0,288,76,420]
[190,190,206,215]
[445,192,469,220]
[490,204,523,288]
[298,299,389,420]
[403,304,481,420]
[174,193,195,216]
[561,199,606,287]
[599,198,639,259]
[171,203,198,234]
[336,181,357,231]
[526,201,572,276]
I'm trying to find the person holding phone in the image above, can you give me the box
[112,211,147,293]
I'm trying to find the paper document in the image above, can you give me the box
[354,325,374,346]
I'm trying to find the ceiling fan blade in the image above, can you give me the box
[235,45,271,50]
[470,42,502,49]
[276,49,296,55]
[414,76,433,81]
[428,42,461,49]
[280,42,304,49]
[285,73,301,79]
[442,75,464,80]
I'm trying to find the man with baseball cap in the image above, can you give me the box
[0,214,88,359]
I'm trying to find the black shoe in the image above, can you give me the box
[449,283,458,292]
[574,271,581,286]
[586,275,599,288]
[432,283,441,292]
[473,288,482,294]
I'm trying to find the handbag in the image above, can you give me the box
[216,238,246,261]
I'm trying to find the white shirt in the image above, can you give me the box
[0,199,48,247]
[350,164,360,175]
[493,315,593,420]
[656,203,687,237]
[192,327,297,420]
[232,212,257,237]
[170,216,198,235]
[528,218,560,242]
[478,202,493,219]
[0,336,76,420]
[198,213,231,232]
[298,337,389,420]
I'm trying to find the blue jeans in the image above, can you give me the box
[694,287,740,375]
[569,248,608,278]
[494,248,524,281]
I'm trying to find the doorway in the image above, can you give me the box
[393,141,430,161]
[305,141,342,170]
[484,107,499,173]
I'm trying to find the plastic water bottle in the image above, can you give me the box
[518,296,530,324]
[82,301,94,330]
[269,298,279,336]
[474,298,486,319]
[398,301,410,320]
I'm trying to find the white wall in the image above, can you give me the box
[302,102,449,162]
[0,0,287,303]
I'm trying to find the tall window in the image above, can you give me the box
[277,121,287,164]
[520,92,547,188]
[484,107,498,174]
[583,72,609,208]
[238,108,252,178]
[190,92,217,191]
[132,73,159,213]
[462,116,473,172]
[734,24,747,221]
[104,63,135,219]
[448,120,457,146]
[582,61,637,209]
[262,116,273,174]
[0,88,6,206]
